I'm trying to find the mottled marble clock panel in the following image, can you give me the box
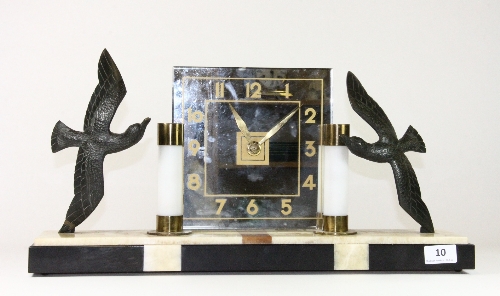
[172,67,333,230]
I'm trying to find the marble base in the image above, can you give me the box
[28,230,475,274]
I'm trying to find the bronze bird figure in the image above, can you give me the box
[51,49,150,233]
[340,72,434,233]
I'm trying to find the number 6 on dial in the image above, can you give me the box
[246,199,259,215]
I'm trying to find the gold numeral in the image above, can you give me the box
[188,139,201,156]
[215,199,227,215]
[305,141,316,157]
[305,108,316,123]
[245,82,262,98]
[215,82,224,98]
[246,199,259,215]
[188,108,204,123]
[302,175,316,190]
[283,83,292,99]
[187,174,201,190]
[281,199,292,216]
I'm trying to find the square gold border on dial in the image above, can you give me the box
[203,100,301,197]
[236,132,269,165]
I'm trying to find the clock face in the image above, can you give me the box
[173,67,331,230]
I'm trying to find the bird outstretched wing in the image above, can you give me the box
[60,147,105,233]
[389,153,434,233]
[346,71,397,143]
[55,49,150,233]
[83,49,127,133]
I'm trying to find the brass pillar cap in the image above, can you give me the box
[158,123,184,146]
[321,124,350,146]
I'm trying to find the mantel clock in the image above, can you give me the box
[173,67,331,229]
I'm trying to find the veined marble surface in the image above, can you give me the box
[33,229,469,246]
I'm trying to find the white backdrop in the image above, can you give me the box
[1,1,499,295]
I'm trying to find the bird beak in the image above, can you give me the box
[141,117,151,128]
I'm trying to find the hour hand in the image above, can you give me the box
[228,104,252,143]
[258,105,300,145]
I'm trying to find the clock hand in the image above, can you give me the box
[228,104,252,143]
[258,105,300,145]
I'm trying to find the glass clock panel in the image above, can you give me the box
[173,67,331,230]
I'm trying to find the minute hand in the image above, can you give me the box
[258,105,300,145]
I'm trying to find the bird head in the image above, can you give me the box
[124,117,151,141]
[341,135,369,157]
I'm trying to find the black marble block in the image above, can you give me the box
[369,244,475,271]
[28,243,475,274]
[29,246,144,274]
[181,244,334,272]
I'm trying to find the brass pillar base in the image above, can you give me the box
[147,215,191,236]
[314,215,357,235]
[315,212,323,229]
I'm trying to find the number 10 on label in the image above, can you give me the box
[424,245,457,264]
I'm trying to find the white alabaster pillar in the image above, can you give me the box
[158,144,183,216]
[325,77,348,216]
[318,124,355,234]
[148,123,190,235]
[322,145,348,216]
[317,145,324,213]
[157,123,184,216]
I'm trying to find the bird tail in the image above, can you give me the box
[51,121,81,153]
[399,125,426,153]
[59,220,76,233]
